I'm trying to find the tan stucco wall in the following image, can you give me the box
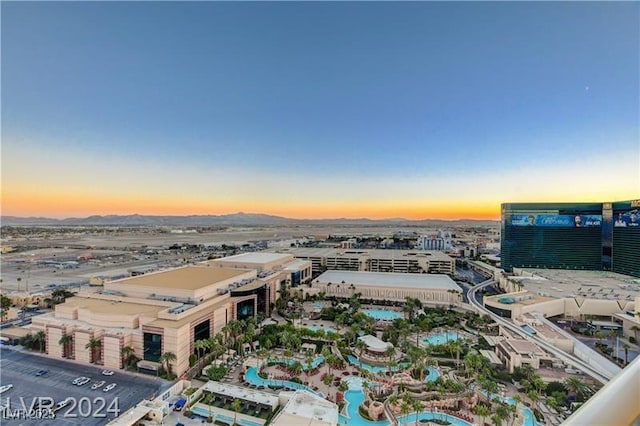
[74,331,92,363]
[47,327,64,357]
[103,335,123,369]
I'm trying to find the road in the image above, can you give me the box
[467,279,611,384]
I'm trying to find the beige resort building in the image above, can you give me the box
[29,253,311,377]
[306,270,463,305]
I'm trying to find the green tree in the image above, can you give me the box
[232,398,241,425]
[0,294,11,321]
[59,334,73,358]
[34,330,46,353]
[385,345,396,373]
[85,337,102,363]
[564,377,586,401]
[122,346,137,369]
[160,351,177,378]
[475,404,490,426]
[194,339,208,363]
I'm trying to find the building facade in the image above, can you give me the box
[272,248,455,276]
[29,253,311,377]
[501,199,640,277]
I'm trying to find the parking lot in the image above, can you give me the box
[0,348,169,425]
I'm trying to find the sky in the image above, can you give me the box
[2,2,639,220]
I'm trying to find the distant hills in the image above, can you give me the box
[1,213,498,227]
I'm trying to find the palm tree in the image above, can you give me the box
[496,404,510,426]
[475,404,490,426]
[232,398,241,425]
[385,345,395,373]
[491,413,503,426]
[59,334,73,358]
[564,377,586,401]
[122,346,136,369]
[630,325,639,342]
[194,339,208,363]
[413,400,422,426]
[34,331,46,353]
[160,351,177,377]
[85,337,102,364]
[527,390,540,412]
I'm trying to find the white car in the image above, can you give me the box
[76,377,91,386]
[55,398,73,411]
[0,384,13,394]
[72,376,88,385]
[103,383,117,392]
[101,370,114,376]
[91,381,106,390]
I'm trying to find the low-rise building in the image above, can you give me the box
[270,390,339,426]
[307,270,462,305]
[28,252,307,377]
[270,248,455,276]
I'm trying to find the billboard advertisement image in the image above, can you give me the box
[510,214,602,227]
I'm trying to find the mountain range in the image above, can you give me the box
[1,213,498,227]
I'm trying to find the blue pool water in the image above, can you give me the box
[477,390,538,426]
[269,356,325,370]
[244,367,323,396]
[421,332,462,345]
[190,403,263,426]
[312,302,326,309]
[362,309,403,321]
[339,389,473,426]
[521,324,537,334]
[305,325,338,334]
[346,355,439,381]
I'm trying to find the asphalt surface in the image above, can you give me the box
[0,348,169,425]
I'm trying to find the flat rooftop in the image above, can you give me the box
[271,390,339,426]
[109,266,250,290]
[213,252,292,264]
[315,270,460,291]
[500,339,546,356]
[513,269,640,302]
[61,296,168,316]
[202,381,279,407]
[273,248,454,262]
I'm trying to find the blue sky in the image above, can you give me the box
[2,2,639,218]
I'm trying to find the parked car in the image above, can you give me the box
[76,377,91,386]
[101,370,114,376]
[103,383,117,392]
[91,381,106,390]
[0,384,13,394]
[55,398,73,411]
[35,370,48,377]
[72,377,86,385]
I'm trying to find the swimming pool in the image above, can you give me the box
[339,388,473,426]
[477,390,538,426]
[347,354,408,374]
[269,356,325,370]
[421,332,462,345]
[362,309,403,321]
[305,325,338,334]
[521,324,537,335]
[346,355,439,381]
[189,403,264,426]
[244,367,324,396]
